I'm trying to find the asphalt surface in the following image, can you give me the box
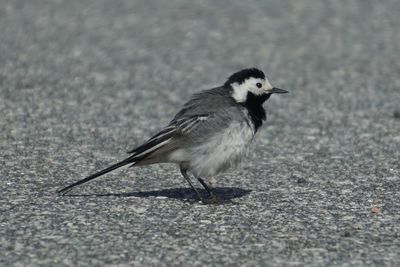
[1,0,400,266]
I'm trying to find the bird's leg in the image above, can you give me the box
[193,174,213,197]
[193,174,223,204]
[180,167,203,202]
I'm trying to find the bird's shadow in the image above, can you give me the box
[66,187,251,202]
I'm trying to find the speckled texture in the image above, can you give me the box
[1,0,400,266]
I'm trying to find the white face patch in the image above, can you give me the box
[231,77,273,103]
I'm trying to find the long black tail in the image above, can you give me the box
[57,159,131,195]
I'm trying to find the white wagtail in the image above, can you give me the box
[58,68,288,203]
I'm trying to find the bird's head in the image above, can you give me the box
[225,68,288,104]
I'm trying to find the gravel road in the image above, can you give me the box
[1,0,400,266]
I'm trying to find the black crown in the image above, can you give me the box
[224,68,265,86]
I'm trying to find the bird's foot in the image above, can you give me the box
[201,194,225,205]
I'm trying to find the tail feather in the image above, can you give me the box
[57,159,131,195]
[59,130,176,195]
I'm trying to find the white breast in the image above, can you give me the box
[187,121,255,177]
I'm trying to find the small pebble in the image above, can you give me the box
[129,206,147,214]
[371,206,381,214]
[297,177,307,184]
[291,172,307,184]
[394,110,400,119]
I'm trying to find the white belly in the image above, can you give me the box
[188,121,255,177]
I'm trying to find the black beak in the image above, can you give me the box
[271,87,288,94]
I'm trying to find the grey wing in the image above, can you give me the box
[174,112,234,145]
[127,112,234,164]
[127,87,239,164]
[170,86,237,122]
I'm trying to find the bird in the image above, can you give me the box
[58,68,288,203]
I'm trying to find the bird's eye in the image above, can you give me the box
[256,83,262,88]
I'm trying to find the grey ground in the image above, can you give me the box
[1,0,400,266]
